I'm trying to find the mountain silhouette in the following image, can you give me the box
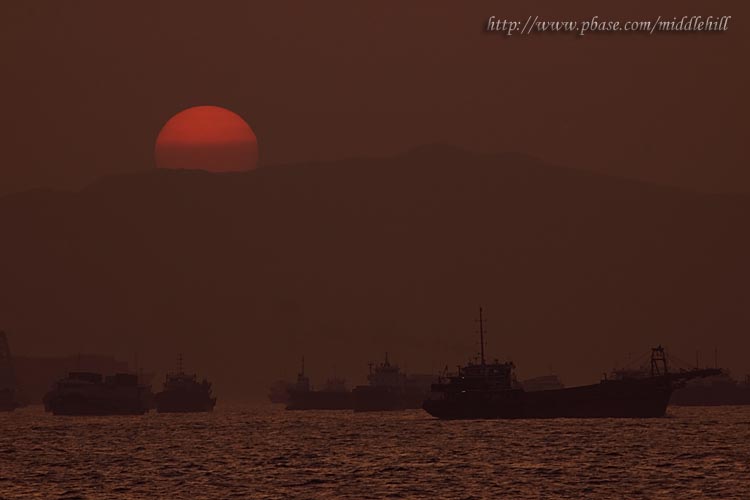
[1,146,749,399]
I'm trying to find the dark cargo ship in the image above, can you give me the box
[43,372,153,416]
[352,354,429,412]
[671,373,750,406]
[423,308,721,419]
[154,357,216,413]
[286,359,353,410]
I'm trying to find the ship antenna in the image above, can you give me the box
[301,356,305,376]
[478,306,486,366]
[178,353,183,374]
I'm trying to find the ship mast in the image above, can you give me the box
[650,346,668,377]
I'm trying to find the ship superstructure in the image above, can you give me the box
[43,371,152,416]
[154,355,216,413]
[352,353,429,411]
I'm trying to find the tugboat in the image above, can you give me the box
[0,331,19,412]
[352,353,426,412]
[423,308,722,419]
[286,358,353,410]
[154,355,216,413]
[43,371,152,416]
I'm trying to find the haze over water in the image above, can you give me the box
[1,405,748,499]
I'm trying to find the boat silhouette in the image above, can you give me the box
[423,308,721,419]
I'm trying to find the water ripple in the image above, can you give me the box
[0,405,749,499]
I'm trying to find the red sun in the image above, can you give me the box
[155,106,258,172]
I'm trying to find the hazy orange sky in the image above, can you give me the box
[1,0,747,195]
[1,2,749,392]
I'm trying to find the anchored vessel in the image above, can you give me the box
[352,354,430,412]
[286,358,353,410]
[154,356,216,413]
[43,372,153,416]
[423,308,721,419]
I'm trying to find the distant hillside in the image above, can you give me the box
[1,146,748,398]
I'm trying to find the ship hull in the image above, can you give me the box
[423,379,672,419]
[44,386,151,416]
[155,392,216,413]
[353,386,425,412]
[286,390,353,410]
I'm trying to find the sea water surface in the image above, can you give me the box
[0,404,748,499]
